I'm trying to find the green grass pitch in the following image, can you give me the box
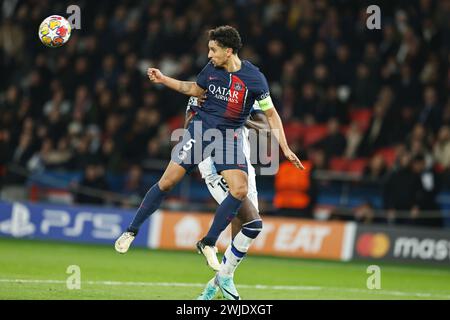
[0,238,449,300]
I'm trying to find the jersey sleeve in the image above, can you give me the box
[196,63,210,89]
[250,101,264,115]
[254,72,274,111]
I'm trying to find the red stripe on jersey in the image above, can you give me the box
[225,75,247,119]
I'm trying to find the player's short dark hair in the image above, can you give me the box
[208,25,242,54]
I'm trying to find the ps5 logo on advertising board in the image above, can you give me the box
[0,203,35,237]
[0,202,122,240]
[40,210,122,239]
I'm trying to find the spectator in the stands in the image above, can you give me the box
[406,123,434,168]
[334,44,354,86]
[323,85,349,125]
[353,202,377,224]
[383,151,420,225]
[100,137,122,173]
[409,154,442,227]
[72,85,93,122]
[406,123,429,149]
[357,100,392,156]
[121,164,147,208]
[433,126,450,172]
[75,164,109,205]
[71,136,93,171]
[11,132,35,169]
[27,138,53,173]
[314,117,346,158]
[26,136,73,172]
[363,154,388,180]
[43,89,71,118]
[44,136,73,170]
[383,152,442,227]
[44,102,68,145]
[351,63,378,108]
[294,82,319,122]
[418,86,442,134]
[395,64,421,109]
[344,121,363,159]
[307,147,328,171]
[264,39,286,81]
[140,137,165,169]
[392,103,417,144]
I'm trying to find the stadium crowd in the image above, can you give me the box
[0,0,449,226]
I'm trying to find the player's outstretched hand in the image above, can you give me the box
[147,68,165,83]
[284,150,305,170]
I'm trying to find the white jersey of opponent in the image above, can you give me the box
[187,97,259,211]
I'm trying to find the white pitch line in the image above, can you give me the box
[0,278,449,299]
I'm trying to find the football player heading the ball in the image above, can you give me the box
[115,25,304,300]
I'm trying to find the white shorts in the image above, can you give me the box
[197,127,259,212]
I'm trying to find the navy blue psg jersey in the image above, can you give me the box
[192,60,270,131]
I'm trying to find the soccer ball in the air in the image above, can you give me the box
[38,15,72,48]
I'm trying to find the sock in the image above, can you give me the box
[220,219,263,277]
[203,193,243,245]
[127,183,166,235]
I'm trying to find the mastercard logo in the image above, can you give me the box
[356,233,390,258]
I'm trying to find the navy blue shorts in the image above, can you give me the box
[171,118,248,174]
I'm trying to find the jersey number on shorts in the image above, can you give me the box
[209,177,229,193]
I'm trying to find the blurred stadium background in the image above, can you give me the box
[1,0,450,300]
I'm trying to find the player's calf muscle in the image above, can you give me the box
[231,218,242,239]
[237,197,260,222]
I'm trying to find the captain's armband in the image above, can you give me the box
[257,94,274,111]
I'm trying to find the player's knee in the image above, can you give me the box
[241,219,263,239]
[230,184,248,200]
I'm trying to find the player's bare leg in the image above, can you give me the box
[221,169,249,200]
[233,197,261,236]
[231,216,242,239]
[115,161,186,253]
[158,161,188,191]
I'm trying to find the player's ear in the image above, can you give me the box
[226,47,233,57]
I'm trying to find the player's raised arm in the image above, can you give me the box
[253,69,304,170]
[263,106,305,170]
[147,68,205,97]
